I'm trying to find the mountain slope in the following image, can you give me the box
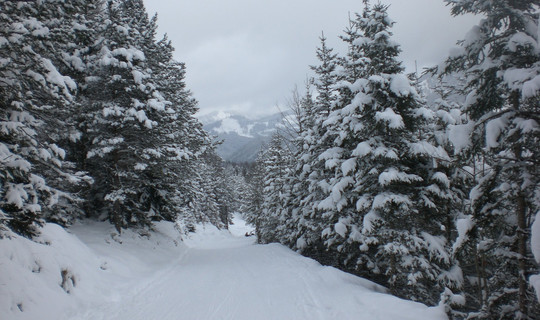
[199,111,286,162]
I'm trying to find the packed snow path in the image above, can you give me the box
[71,217,444,320]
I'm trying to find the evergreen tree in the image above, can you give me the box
[284,3,461,303]
[442,0,540,317]
[290,35,340,260]
[0,0,91,236]
[352,3,461,303]
[258,133,293,244]
[81,0,179,231]
[244,151,265,241]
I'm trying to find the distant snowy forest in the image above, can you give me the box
[1,0,539,319]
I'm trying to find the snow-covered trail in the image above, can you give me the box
[71,216,445,320]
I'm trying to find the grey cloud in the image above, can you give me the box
[144,0,478,117]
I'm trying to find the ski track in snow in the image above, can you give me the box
[67,216,445,320]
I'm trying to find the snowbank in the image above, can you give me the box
[0,221,185,320]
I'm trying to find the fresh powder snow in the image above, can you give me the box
[1,214,447,320]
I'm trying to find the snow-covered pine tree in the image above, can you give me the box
[258,133,293,244]
[441,0,540,317]
[35,0,101,224]
[82,0,173,232]
[199,150,231,228]
[355,3,463,303]
[139,31,213,223]
[244,150,265,242]
[278,85,317,248]
[289,34,340,262]
[311,33,339,119]
[0,0,90,236]
[223,162,252,215]
[301,2,460,303]
[312,10,371,272]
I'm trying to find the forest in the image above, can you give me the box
[1,0,539,319]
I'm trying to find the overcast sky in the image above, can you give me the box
[143,0,478,117]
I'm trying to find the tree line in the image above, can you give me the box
[245,1,540,319]
[0,0,231,236]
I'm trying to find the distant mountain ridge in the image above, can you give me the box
[199,111,285,163]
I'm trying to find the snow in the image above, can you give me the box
[432,172,451,188]
[421,232,450,264]
[463,25,482,47]
[390,74,415,97]
[516,118,539,134]
[375,108,404,129]
[131,70,145,84]
[415,107,435,120]
[352,141,372,157]
[5,184,29,208]
[532,212,540,264]
[522,74,540,99]
[506,32,538,52]
[448,122,475,153]
[334,220,348,238]
[341,158,356,176]
[372,193,412,210]
[485,116,508,149]
[378,168,422,186]
[1,215,447,320]
[41,58,77,93]
[531,275,540,303]
[452,216,474,253]
[111,47,145,62]
[134,163,147,171]
[148,99,166,112]
[410,141,450,161]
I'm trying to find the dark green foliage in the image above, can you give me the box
[441,0,540,318]
[1,0,223,237]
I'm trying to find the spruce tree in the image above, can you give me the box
[244,151,265,241]
[81,0,177,231]
[258,133,293,244]
[290,34,340,260]
[442,0,540,317]
[0,0,91,236]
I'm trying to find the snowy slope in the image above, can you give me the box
[1,215,447,320]
[0,221,185,320]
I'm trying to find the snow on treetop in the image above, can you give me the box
[390,74,415,97]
